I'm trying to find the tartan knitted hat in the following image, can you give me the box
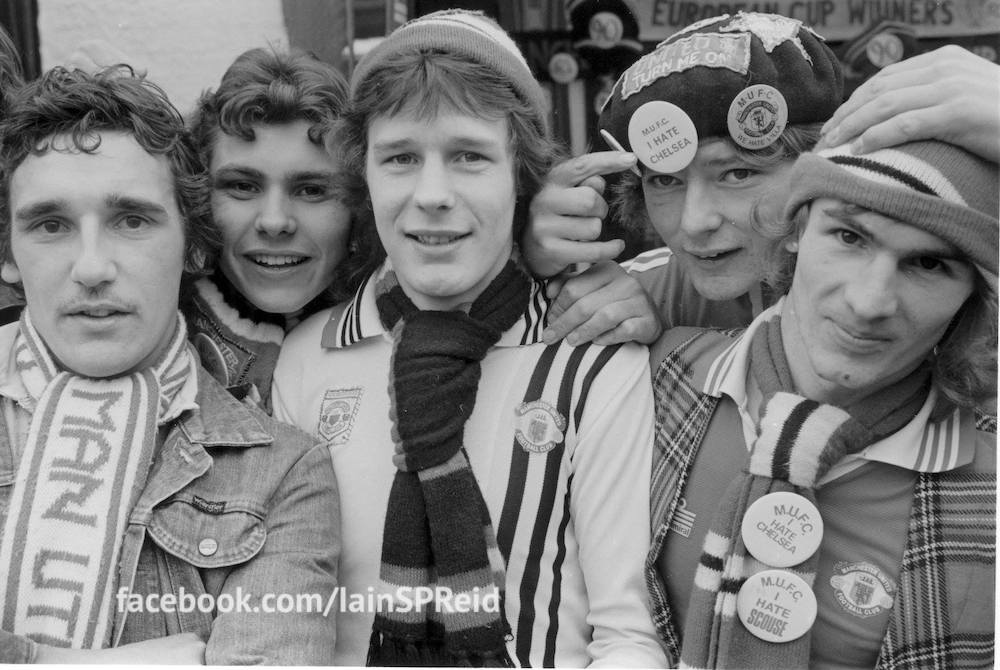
[785,140,1000,276]
[351,9,549,136]
[599,11,843,153]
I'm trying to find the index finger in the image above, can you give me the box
[546,151,638,187]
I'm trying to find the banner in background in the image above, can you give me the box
[631,0,1000,41]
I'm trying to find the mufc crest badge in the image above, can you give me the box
[514,400,566,454]
[829,561,896,618]
[318,388,363,445]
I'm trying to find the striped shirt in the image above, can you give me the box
[273,264,666,667]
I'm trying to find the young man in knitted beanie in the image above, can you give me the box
[527,11,844,338]
[273,9,666,667]
[525,24,999,347]
[649,138,997,668]
[0,66,339,663]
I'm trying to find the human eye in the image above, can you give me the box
[115,214,153,232]
[294,182,331,201]
[833,228,862,246]
[31,219,69,235]
[458,151,487,164]
[645,173,682,189]
[386,153,416,167]
[214,174,259,199]
[721,167,757,184]
[909,255,950,274]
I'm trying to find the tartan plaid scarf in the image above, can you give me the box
[368,260,529,667]
[0,309,194,649]
[679,313,930,669]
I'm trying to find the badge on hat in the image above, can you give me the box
[628,100,698,173]
[737,569,817,643]
[727,84,788,150]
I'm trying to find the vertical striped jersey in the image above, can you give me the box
[273,266,666,667]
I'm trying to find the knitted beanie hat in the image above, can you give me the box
[599,12,842,160]
[350,9,550,136]
[785,140,1000,276]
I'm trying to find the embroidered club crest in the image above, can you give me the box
[829,561,896,618]
[318,387,363,445]
[514,400,566,453]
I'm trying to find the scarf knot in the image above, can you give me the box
[369,260,528,667]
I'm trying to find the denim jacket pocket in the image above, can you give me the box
[147,495,267,569]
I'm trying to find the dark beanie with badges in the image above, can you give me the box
[599,12,843,173]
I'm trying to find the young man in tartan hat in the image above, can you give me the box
[273,9,665,667]
[0,66,339,664]
[650,138,996,668]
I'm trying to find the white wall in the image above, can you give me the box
[38,0,289,115]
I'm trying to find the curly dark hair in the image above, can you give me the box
[190,47,360,307]
[332,48,563,291]
[0,24,23,116]
[0,65,217,277]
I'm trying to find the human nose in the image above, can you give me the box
[843,257,898,320]
[254,187,296,236]
[413,157,455,211]
[70,225,117,288]
[679,180,725,238]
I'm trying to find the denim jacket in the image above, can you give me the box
[0,324,340,664]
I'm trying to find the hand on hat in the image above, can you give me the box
[523,151,635,278]
[819,45,1000,163]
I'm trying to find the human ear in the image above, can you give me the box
[1,260,21,284]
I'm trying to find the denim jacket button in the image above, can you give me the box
[198,537,219,556]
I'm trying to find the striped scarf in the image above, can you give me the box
[367,261,529,667]
[0,309,195,649]
[679,313,929,669]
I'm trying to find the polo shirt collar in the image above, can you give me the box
[321,261,551,349]
[697,297,974,474]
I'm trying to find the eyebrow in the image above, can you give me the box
[822,206,965,260]
[14,199,67,222]
[213,164,337,183]
[371,135,502,153]
[105,194,169,216]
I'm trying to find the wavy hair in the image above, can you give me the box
[0,24,23,116]
[190,47,360,307]
[0,65,216,277]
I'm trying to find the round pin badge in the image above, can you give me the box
[737,569,817,643]
[627,100,698,174]
[865,32,905,69]
[741,491,823,568]
[548,52,579,85]
[727,84,788,150]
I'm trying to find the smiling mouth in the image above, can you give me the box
[248,254,308,268]
[408,233,468,246]
[689,248,739,261]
